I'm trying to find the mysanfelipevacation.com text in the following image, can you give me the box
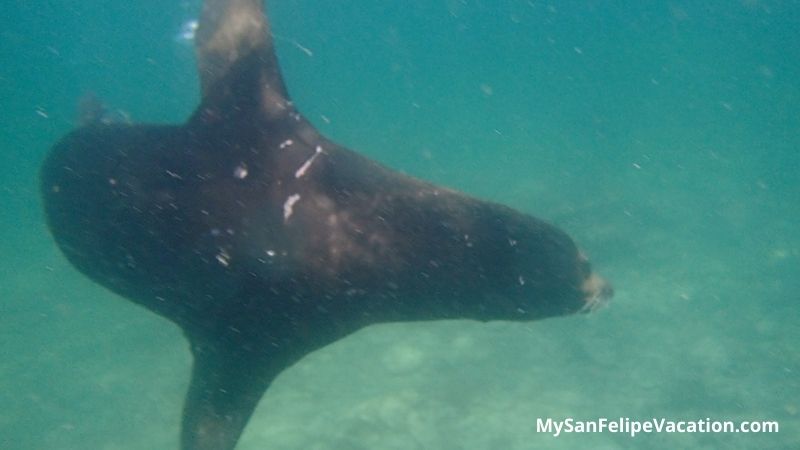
[537,417,779,437]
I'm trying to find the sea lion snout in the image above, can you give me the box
[580,272,613,313]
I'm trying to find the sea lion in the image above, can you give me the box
[40,1,613,449]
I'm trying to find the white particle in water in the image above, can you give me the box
[234,164,248,179]
[283,194,301,221]
[165,170,183,180]
[216,250,230,267]
[294,146,323,178]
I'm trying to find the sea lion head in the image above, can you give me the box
[459,212,613,322]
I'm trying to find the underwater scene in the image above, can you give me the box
[1,0,798,449]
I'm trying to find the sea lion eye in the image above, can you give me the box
[579,255,592,277]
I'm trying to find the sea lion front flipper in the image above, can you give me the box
[180,337,276,450]
[194,0,290,109]
[178,283,338,450]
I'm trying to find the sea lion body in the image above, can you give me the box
[40,1,612,449]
